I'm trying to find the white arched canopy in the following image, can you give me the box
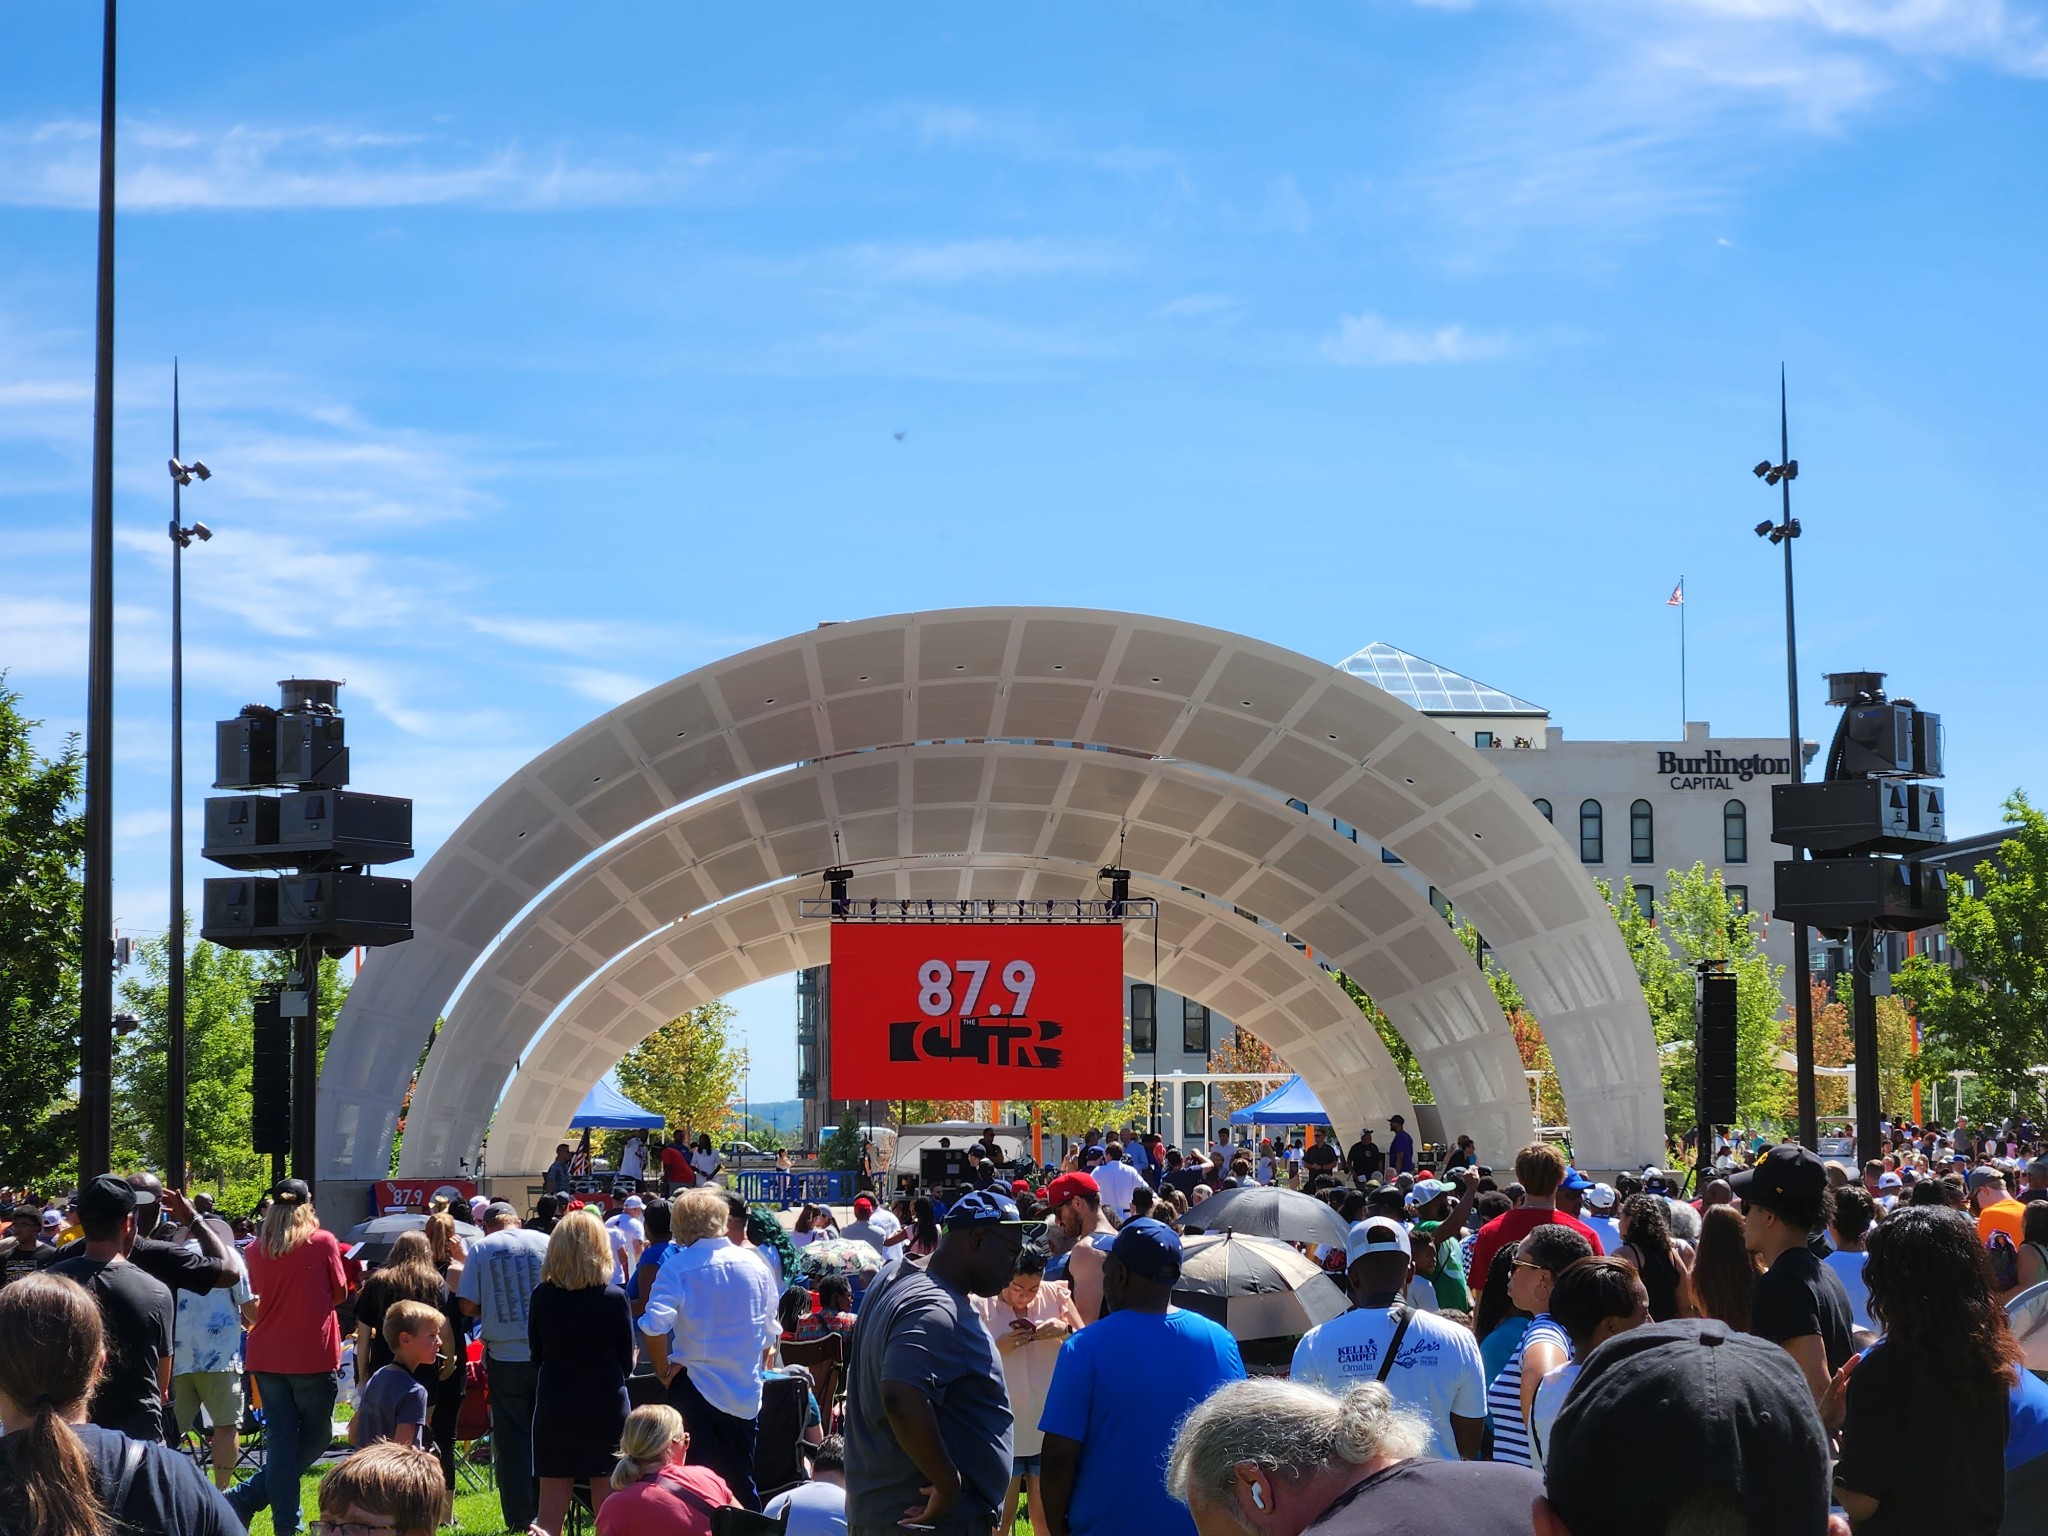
[398,743,1527,1175]
[323,607,1662,1180]
[486,861,1422,1174]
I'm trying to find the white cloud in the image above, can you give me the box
[1262,174,1312,235]
[555,667,659,706]
[0,120,728,211]
[1153,293,1244,319]
[1322,312,1510,365]
[843,237,1131,284]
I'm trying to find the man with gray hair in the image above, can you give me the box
[1167,1378,1541,1535]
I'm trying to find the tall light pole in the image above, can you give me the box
[1754,367,1815,1149]
[167,366,212,1190]
[79,0,120,1180]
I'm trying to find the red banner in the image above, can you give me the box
[830,923,1124,1100]
[372,1178,477,1215]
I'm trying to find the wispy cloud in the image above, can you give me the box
[1322,312,1510,365]
[842,237,1131,285]
[907,104,1183,177]
[0,120,728,211]
[1153,293,1244,320]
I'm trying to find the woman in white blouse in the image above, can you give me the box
[970,1245,1085,1536]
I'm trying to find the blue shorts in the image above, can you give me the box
[1012,1453,1041,1478]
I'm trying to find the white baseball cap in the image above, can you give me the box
[1586,1181,1617,1212]
[1344,1217,1411,1266]
[622,1195,645,1210]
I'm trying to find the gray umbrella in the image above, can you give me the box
[341,1212,482,1265]
[1180,1183,1350,1248]
[1171,1232,1351,1341]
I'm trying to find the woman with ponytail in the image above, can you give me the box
[0,1273,237,1536]
[593,1405,736,1536]
[224,1180,349,1536]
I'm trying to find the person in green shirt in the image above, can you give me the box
[1408,1172,1478,1312]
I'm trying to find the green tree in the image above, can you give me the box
[1896,792,2048,1112]
[0,683,84,1189]
[614,1000,746,1142]
[1333,972,1432,1103]
[1209,1026,1282,1114]
[820,1110,863,1171]
[1020,1049,1154,1140]
[1604,864,1789,1132]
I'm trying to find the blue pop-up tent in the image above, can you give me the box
[1229,1075,1331,1127]
[569,1079,665,1130]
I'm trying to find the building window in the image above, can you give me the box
[1475,731,1496,749]
[1130,983,1156,1053]
[1633,884,1655,921]
[1429,886,1454,923]
[1183,996,1210,1055]
[1724,800,1749,864]
[1579,800,1604,864]
[1726,885,1749,914]
[1533,798,1552,823]
[1631,799,1654,864]
[1183,1082,1207,1139]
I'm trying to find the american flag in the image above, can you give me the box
[1667,579,1685,607]
[569,1129,591,1178]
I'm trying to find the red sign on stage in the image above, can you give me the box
[829,923,1125,1100]
[372,1178,477,1215]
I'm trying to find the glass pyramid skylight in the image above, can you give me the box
[1338,642,1545,715]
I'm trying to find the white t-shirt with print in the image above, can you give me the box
[1291,1302,1485,1458]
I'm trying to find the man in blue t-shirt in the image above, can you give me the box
[1039,1219,1246,1536]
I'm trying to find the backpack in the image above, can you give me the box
[1988,1229,2021,1293]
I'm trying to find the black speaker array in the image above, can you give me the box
[1697,971,1739,1127]
[251,991,292,1154]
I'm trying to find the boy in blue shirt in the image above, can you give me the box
[353,1299,442,1450]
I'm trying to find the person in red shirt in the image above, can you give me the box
[596,1403,735,1536]
[225,1179,349,1536]
[1467,1145,1604,1297]
[658,1136,695,1195]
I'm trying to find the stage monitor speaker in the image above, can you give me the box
[1698,971,1738,1127]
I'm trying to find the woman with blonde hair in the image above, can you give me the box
[529,1211,635,1536]
[0,1274,232,1536]
[594,1404,736,1536]
[226,1179,348,1536]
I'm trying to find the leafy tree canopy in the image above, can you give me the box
[614,1000,746,1142]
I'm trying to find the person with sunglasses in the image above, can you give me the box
[1483,1224,1593,1468]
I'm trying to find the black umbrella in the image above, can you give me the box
[1180,1183,1349,1248]
[341,1213,482,1266]
[1171,1232,1351,1341]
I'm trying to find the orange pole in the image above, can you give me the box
[1031,1104,1043,1167]
[1907,932,1923,1126]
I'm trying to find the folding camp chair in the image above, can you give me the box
[453,1347,494,1491]
[775,1336,842,1435]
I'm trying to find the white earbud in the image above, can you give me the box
[1251,1485,1266,1510]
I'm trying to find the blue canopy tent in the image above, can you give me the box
[568,1079,665,1130]
[1229,1075,1332,1128]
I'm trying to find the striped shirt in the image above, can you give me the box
[1485,1314,1569,1468]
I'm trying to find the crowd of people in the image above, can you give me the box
[4,1106,2048,1536]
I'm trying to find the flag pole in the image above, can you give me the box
[1679,574,1687,735]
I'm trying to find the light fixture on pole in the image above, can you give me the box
[1754,367,1817,1150]
[166,360,211,1191]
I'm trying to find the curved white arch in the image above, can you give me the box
[399,743,1524,1175]
[325,607,1661,1177]
[486,861,1422,1173]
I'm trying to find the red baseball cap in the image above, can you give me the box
[1010,1179,1031,1194]
[1046,1172,1100,1207]
[853,1195,874,1214]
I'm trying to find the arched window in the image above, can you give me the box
[1631,799,1655,864]
[1724,799,1749,863]
[1579,800,1603,864]
[1533,798,1553,823]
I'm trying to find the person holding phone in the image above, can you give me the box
[971,1246,1085,1535]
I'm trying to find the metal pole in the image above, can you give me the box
[79,0,119,1182]
[167,364,187,1190]
[1780,368,1818,1150]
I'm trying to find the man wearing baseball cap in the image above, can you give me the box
[0,1200,57,1288]
[50,1174,177,1441]
[1732,1143,1854,1410]
[1292,1217,1486,1461]
[844,1189,1026,1535]
[1045,1171,1118,1323]
[842,1193,903,1257]
[1039,1218,1245,1536]
[1536,1319,1846,1536]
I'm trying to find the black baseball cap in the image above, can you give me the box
[77,1173,139,1225]
[1544,1320,1830,1536]
[270,1178,313,1206]
[1728,1144,1827,1208]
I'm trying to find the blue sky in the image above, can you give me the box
[4,2,2044,1103]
